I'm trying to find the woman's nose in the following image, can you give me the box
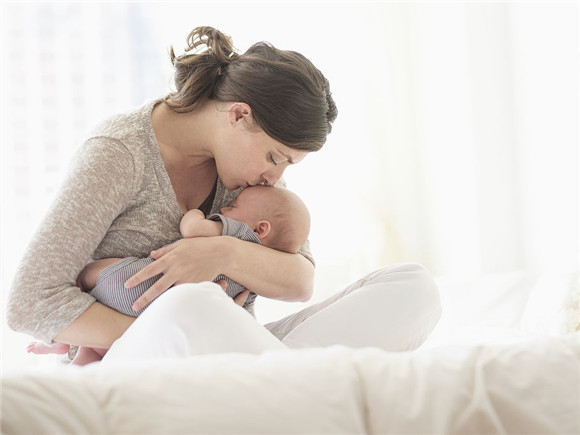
[262,165,286,186]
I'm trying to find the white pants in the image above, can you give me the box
[103,263,441,363]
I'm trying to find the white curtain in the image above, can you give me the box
[1,2,577,366]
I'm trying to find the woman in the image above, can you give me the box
[8,27,441,361]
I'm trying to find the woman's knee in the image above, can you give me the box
[143,282,228,319]
[364,263,441,349]
[369,263,438,293]
[362,263,442,319]
[367,262,429,280]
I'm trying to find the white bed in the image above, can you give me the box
[2,269,579,434]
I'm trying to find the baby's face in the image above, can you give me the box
[220,188,262,227]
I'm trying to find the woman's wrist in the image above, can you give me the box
[217,236,314,302]
[215,236,242,277]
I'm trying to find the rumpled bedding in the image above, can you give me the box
[2,333,579,434]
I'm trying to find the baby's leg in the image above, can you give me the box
[27,342,70,355]
[77,258,123,291]
[89,257,160,316]
[72,347,107,366]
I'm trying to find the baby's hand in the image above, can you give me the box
[183,209,205,221]
[179,210,222,239]
[180,209,207,238]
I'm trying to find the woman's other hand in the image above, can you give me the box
[233,289,250,306]
[215,279,250,307]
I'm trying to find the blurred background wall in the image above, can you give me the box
[2,1,577,368]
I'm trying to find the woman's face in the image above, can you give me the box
[214,104,309,190]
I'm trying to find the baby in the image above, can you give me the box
[28,185,311,364]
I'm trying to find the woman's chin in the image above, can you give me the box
[223,180,244,191]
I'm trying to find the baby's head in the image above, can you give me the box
[220,186,310,253]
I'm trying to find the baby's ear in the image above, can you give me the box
[254,220,271,239]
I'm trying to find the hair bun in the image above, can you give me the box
[184,26,238,65]
[325,82,338,133]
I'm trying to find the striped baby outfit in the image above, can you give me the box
[89,214,261,317]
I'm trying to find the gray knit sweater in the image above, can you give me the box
[7,98,312,343]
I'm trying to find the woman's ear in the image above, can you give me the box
[228,102,252,124]
[254,220,271,240]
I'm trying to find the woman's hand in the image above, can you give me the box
[216,279,250,307]
[233,289,250,306]
[126,237,230,311]
[126,234,313,311]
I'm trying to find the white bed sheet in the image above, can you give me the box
[2,334,579,435]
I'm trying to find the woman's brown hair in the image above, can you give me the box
[165,26,337,152]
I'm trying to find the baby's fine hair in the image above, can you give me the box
[165,26,337,152]
[252,186,310,254]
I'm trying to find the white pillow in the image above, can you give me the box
[521,268,580,335]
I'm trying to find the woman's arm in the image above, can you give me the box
[7,137,137,345]
[53,302,135,348]
[127,236,314,311]
[220,236,314,301]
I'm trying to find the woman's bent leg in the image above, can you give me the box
[265,263,442,351]
[102,282,287,363]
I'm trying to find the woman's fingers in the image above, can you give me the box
[126,238,228,311]
[127,255,174,312]
[132,274,176,312]
[125,258,167,290]
[126,240,189,291]
[150,243,177,260]
[204,279,248,307]
[217,280,248,306]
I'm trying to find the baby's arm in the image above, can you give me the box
[180,209,223,238]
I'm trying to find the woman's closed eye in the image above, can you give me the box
[268,154,278,166]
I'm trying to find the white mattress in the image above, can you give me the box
[2,333,579,434]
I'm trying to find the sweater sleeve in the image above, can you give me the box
[6,137,138,343]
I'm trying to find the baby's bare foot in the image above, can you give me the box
[27,342,70,355]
